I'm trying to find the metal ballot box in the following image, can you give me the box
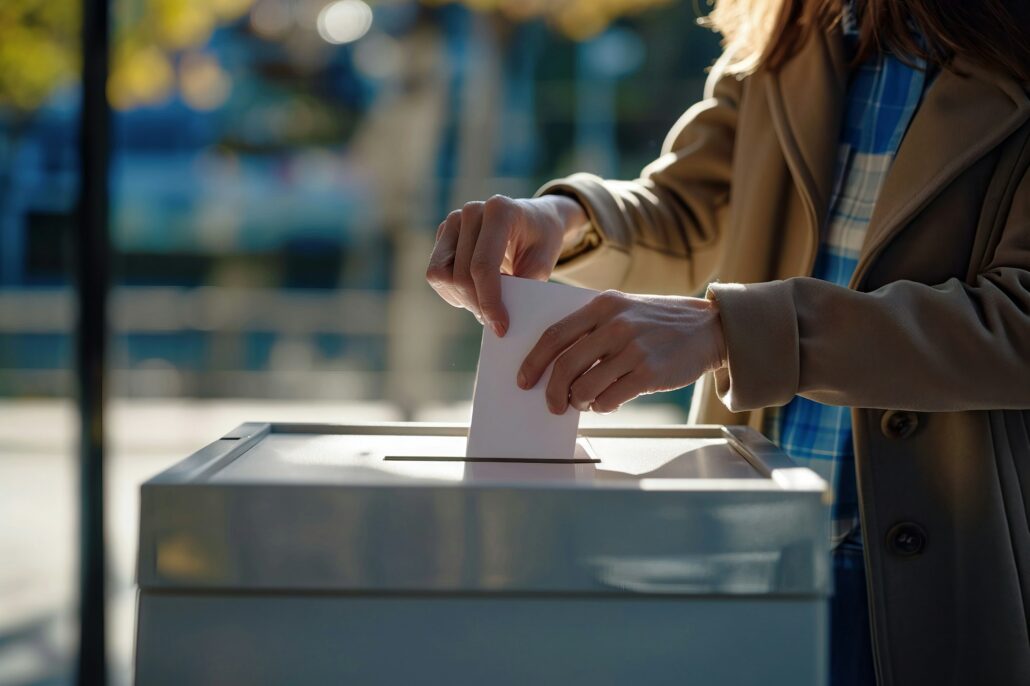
[135,423,830,685]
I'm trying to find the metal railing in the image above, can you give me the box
[0,285,477,405]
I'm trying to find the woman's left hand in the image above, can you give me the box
[517,290,728,414]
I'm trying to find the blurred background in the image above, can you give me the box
[0,0,721,683]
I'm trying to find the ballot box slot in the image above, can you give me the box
[137,422,830,602]
[384,455,600,464]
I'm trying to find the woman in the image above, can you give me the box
[425,1,1030,684]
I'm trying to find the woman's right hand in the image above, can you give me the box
[425,194,587,337]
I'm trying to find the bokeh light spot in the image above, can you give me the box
[250,0,292,39]
[316,0,373,45]
[179,52,233,111]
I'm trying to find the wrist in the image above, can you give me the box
[545,194,588,234]
[541,194,595,260]
[705,297,729,372]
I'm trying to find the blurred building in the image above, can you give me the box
[1,0,719,406]
[0,1,720,683]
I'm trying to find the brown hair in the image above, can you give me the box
[704,0,1030,82]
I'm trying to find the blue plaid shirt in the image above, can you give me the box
[765,10,931,546]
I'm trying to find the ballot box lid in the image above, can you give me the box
[138,423,830,596]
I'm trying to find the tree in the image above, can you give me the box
[422,0,674,40]
[0,0,677,117]
[0,0,253,116]
[0,0,254,280]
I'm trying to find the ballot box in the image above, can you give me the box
[135,423,830,685]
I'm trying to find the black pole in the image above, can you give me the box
[75,0,110,682]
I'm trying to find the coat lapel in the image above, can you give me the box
[853,60,1030,283]
[764,25,848,247]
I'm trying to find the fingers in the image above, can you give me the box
[427,195,563,334]
[545,326,627,414]
[518,303,600,391]
[451,202,485,319]
[426,212,464,308]
[567,348,638,412]
[591,369,650,414]
[470,197,516,336]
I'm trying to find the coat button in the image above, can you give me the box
[881,410,919,439]
[887,522,927,557]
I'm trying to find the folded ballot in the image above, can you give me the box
[466,276,598,460]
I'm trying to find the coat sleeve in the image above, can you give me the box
[707,163,1030,412]
[535,53,742,296]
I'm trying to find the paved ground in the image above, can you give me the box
[0,398,684,685]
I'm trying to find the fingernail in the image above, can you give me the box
[491,321,506,338]
[517,371,527,389]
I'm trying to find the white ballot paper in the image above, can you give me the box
[466,275,598,460]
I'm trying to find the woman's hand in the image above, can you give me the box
[426,194,587,337]
[517,290,728,414]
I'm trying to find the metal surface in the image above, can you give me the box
[138,423,830,596]
[75,0,111,682]
[136,592,827,686]
[136,422,831,686]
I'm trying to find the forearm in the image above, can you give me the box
[535,63,741,296]
[544,194,592,258]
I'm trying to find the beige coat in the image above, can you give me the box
[539,24,1030,686]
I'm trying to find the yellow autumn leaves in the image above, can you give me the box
[0,0,80,111]
[0,0,678,115]
[108,0,251,110]
[427,0,675,40]
[0,0,250,113]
